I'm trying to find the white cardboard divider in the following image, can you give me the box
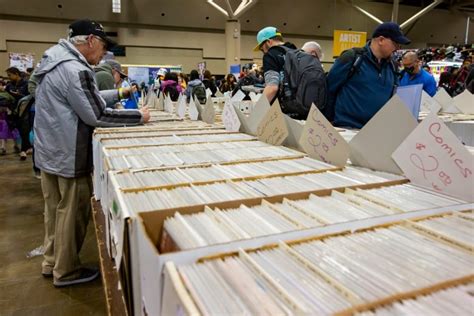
[188,97,199,121]
[453,90,474,114]
[176,94,186,119]
[222,99,241,132]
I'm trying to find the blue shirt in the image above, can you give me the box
[327,43,398,129]
[400,69,437,97]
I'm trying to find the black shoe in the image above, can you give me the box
[20,151,27,160]
[42,272,53,278]
[53,267,100,287]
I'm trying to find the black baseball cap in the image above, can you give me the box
[68,19,117,50]
[372,22,411,45]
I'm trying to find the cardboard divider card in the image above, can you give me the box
[176,94,186,119]
[193,96,204,120]
[231,89,246,102]
[249,92,259,103]
[283,116,305,151]
[233,102,252,134]
[164,94,174,113]
[223,100,241,132]
[434,88,459,113]
[201,97,215,124]
[247,95,271,136]
[396,84,423,119]
[453,90,474,114]
[188,97,199,121]
[349,95,418,174]
[421,90,441,114]
[206,88,212,97]
[299,104,350,167]
[256,100,289,145]
[392,112,474,202]
[157,92,165,111]
[215,89,223,97]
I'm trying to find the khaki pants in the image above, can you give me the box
[41,171,92,281]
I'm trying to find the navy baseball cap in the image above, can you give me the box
[68,19,117,50]
[372,22,411,45]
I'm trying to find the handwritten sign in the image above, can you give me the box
[349,95,418,174]
[333,30,367,57]
[222,99,241,132]
[188,97,199,121]
[392,112,473,202]
[256,101,288,145]
[299,104,349,166]
[453,90,474,114]
[201,97,215,124]
[176,94,186,118]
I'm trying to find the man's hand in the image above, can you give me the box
[140,106,150,123]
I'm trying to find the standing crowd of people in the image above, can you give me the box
[1,17,472,290]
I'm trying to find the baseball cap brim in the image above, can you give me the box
[393,35,411,45]
[100,36,117,51]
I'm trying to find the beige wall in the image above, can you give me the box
[0,19,337,74]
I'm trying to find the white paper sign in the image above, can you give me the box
[176,95,186,118]
[434,88,459,113]
[206,88,212,97]
[157,92,165,111]
[421,90,441,114]
[247,95,271,136]
[349,95,418,174]
[453,90,474,114]
[215,89,223,97]
[222,100,241,132]
[188,97,199,121]
[164,94,174,113]
[256,101,289,145]
[392,112,474,202]
[231,89,246,102]
[249,92,259,103]
[299,104,350,167]
[283,116,305,151]
[201,98,215,124]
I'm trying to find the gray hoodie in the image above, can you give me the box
[34,39,143,178]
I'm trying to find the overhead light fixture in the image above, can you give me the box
[206,0,257,19]
[207,0,229,17]
[112,0,121,13]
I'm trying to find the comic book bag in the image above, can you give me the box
[279,46,327,120]
[163,83,180,101]
[191,85,207,104]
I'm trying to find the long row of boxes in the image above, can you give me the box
[92,106,473,315]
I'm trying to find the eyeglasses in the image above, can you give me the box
[389,38,401,50]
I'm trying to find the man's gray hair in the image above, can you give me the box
[68,35,89,45]
[302,41,323,60]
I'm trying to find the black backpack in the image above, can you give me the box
[279,46,327,120]
[191,85,207,105]
[163,83,180,101]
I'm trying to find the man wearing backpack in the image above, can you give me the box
[255,27,326,120]
[326,22,410,129]
[185,69,207,104]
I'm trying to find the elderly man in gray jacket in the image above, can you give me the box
[33,19,150,287]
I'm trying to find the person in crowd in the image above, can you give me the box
[219,74,237,93]
[33,19,150,287]
[185,69,206,103]
[254,26,297,105]
[326,22,410,128]
[1,67,30,159]
[400,51,437,96]
[95,59,127,90]
[465,64,474,94]
[449,57,471,96]
[178,72,187,90]
[154,68,168,93]
[0,80,18,155]
[25,67,35,80]
[160,72,183,101]
[302,41,324,61]
[202,70,217,97]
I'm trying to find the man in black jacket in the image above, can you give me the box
[254,27,297,105]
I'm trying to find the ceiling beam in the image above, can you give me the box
[400,0,443,29]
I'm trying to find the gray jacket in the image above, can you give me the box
[34,39,143,178]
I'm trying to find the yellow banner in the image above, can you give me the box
[333,30,367,57]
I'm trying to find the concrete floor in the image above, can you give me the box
[0,141,106,315]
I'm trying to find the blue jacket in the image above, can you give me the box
[400,69,437,97]
[327,42,398,129]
